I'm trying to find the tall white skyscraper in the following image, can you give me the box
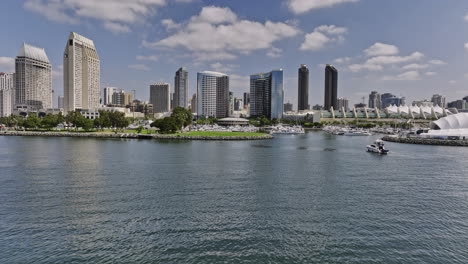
[0,72,14,117]
[103,87,115,105]
[64,32,100,112]
[15,43,52,111]
[174,67,188,109]
[150,83,171,113]
[197,71,229,118]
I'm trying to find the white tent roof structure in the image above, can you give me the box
[431,113,468,130]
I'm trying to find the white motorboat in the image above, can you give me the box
[269,125,305,135]
[367,139,389,154]
[344,130,372,136]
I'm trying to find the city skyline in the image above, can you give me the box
[0,1,468,107]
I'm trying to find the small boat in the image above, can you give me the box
[344,131,372,136]
[367,139,389,154]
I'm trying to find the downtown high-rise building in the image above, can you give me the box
[190,93,197,113]
[15,43,52,110]
[110,89,132,106]
[174,67,188,109]
[243,92,250,109]
[63,32,100,112]
[381,93,405,108]
[103,87,115,106]
[284,102,293,112]
[250,69,284,119]
[368,91,381,109]
[58,95,64,109]
[0,72,14,117]
[298,64,309,111]
[337,97,349,111]
[431,94,446,108]
[197,71,229,118]
[324,64,338,111]
[150,83,171,113]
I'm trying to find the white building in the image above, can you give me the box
[15,43,52,111]
[0,72,14,117]
[150,83,171,113]
[431,94,446,108]
[103,87,115,106]
[197,71,229,118]
[64,32,100,112]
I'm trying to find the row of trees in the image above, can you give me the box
[150,107,192,133]
[0,111,131,131]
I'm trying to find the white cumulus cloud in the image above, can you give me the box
[23,0,189,33]
[128,64,150,71]
[145,6,300,61]
[364,42,399,57]
[429,59,447,65]
[136,55,159,62]
[382,71,421,81]
[287,0,359,14]
[402,63,429,70]
[300,25,347,51]
[366,52,424,65]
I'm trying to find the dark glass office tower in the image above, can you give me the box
[298,64,309,111]
[324,64,338,110]
[250,69,283,119]
[174,67,188,109]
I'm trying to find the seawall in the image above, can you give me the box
[0,131,273,141]
[382,135,468,147]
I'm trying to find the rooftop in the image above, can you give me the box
[198,71,228,77]
[17,43,50,63]
[69,32,95,47]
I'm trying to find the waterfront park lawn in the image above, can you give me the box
[174,131,267,137]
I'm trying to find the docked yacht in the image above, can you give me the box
[344,130,372,136]
[269,125,305,135]
[366,139,389,154]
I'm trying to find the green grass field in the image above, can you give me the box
[175,131,266,137]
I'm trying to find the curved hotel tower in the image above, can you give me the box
[63,32,100,112]
[250,69,284,119]
[197,71,229,118]
[15,43,52,111]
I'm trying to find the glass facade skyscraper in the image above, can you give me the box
[298,64,309,111]
[250,69,284,119]
[174,67,188,109]
[324,64,338,111]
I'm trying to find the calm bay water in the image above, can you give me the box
[1,132,468,263]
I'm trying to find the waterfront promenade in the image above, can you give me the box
[382,135,468,146]
[0,131,273,141]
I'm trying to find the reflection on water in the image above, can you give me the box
[1,133,468,263]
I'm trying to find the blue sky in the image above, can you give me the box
[1,0,468,109]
